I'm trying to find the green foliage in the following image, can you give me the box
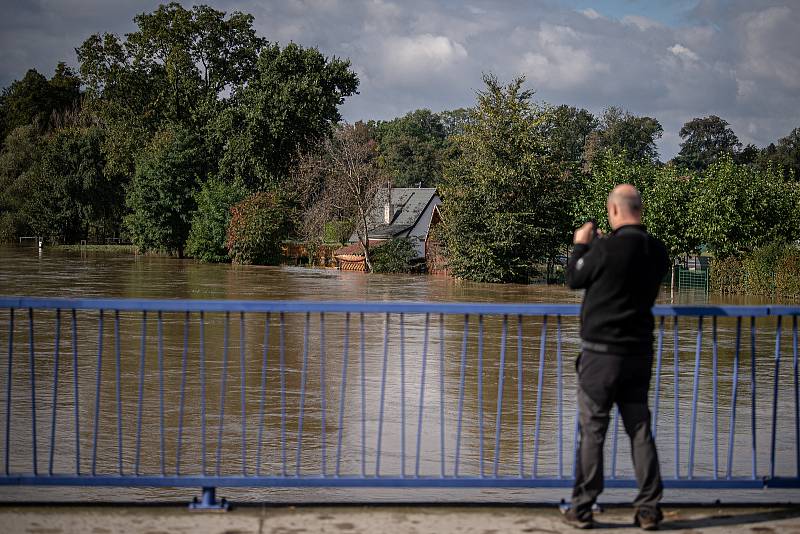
[186,177,248,262]
[572,151,654,234]
[710,243,800,298]
[322,220,353,244]
[214,42,359,190]
[759,127,800,180]
[673,115,740,171]
[25,125,119,242]
[439,75,573,283]
[125,125,202,256]
[540,104,597,171]
[642,166,700,260]
[689,156,800,258]
[372,109,448,187]
[370,238,416,273]
[225,192,291,265]
[0,64,80,142]
[0,125,41,240]
[584,106,663,166]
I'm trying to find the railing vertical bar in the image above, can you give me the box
[610,407,619,479]
[533,315,548,478]
[770,315,782,480]
[240,312,247,477]
[794,315,799,478]
[320,312,327,477]
[114,311,123,475]
[673,316,680,479]
[493,315,508,477]
[439,313,445,479]
[71,309,79,476]
[295,312,310,476]
[48,309,60,476]
[415,313,430,477]
[158,311,165,477]
[256,313,271,476]
[4,307,12,476]
[216,312,230,477]
[335,313,350,477]
[727,317,741,479]
[28,308,39,476]
[712,315,719,479]
[751,316,757,479]
[517,315,524,478]
[556,314,563,479]
[454,314,469,477]
[359,313,366,478]
[478,314,485,478]
[652,317,664,438]
[688,315,703,479]
[134,310,147,476]
[279,312,287,477]
[176,311,189,475]
[400,313,406,478]
[90,309,102,476]
[199,311,207,476]
[375,313,390,476]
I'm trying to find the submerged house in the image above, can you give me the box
[334,186,441,272]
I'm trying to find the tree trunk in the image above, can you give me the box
[670,259,676,302]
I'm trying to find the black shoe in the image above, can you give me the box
[562,507,594,529]
[634,508,662,531]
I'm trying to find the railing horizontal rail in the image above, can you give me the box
[0,297,798,504]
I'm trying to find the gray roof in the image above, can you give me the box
[365,188,438,238]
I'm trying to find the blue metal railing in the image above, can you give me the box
[0,297,799,506]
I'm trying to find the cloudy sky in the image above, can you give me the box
[2,0,799,159]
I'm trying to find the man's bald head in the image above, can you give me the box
[606,183,643,229]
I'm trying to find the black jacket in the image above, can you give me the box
[566,224,669,354]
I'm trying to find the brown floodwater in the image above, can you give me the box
[0,245,797,503]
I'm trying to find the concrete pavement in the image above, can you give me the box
[3,504,800,533]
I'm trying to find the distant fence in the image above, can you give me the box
[0,297,798,506]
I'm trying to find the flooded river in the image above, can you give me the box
[0,245,797,503]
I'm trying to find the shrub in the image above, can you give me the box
[710,243,800,298]
[776,248,800,298]
[709,255,744,294]
[323,219,353,244]
[225,192,291,265]
[370,238,416,273]
[186,178,248,262]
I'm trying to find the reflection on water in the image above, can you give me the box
[0,245,798,503]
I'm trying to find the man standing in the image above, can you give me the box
[563,184,669,530]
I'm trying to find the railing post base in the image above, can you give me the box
[189,486,229,511]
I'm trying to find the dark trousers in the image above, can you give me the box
[571,349,663,518]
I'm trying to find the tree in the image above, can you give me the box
[295,122,386,272]
[225,191,292,265]
[439,75,572,283]
[372,109,448,187]
[186,177,248,262]
[673,115,740,171]
[76,3,266,179]
[584,106,663,166]
[125,125,202,256]
[760,127,800,179]
[0,64,81,143]
[689,156,800,258]
[0,125,41,240]
[213,42,359,190]
[541,104,597,171]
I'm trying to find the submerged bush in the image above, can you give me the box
[186,178,248,262]
[225,192,291,265]
[710,243,800,298]
[370,238,416,273]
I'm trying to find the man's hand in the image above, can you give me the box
[573,222,601,245]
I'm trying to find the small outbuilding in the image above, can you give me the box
[334,186,442,272]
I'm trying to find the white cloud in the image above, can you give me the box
[380,34,468,84]
[622,15,661,31]
[668,43,700,61]
[579,8,602,19]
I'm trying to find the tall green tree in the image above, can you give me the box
[125,125,202,256]
[541,104,597,171]
[689,156,800,258]
[213,42,359,190]
[439,75,571,283]
[760,127,800,179]
[673,115,740,171]
[584,106,663,165]
[0,125,42,239]
[0,64,81,143]
[186,177,248,262]
[372,109,448,187]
